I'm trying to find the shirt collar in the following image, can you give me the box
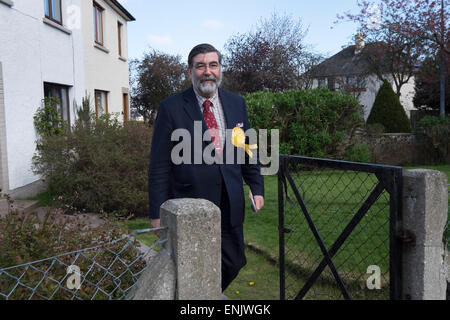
[193,87,219,109]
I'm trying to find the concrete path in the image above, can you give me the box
[0,199,105,228]
[0,198,40,215]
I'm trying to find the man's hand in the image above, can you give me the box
[254,196,264,212]
[254,195,264,212]
[249,191,264,213]
[151,218,161,238]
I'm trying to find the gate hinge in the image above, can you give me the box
[396,230,415,244]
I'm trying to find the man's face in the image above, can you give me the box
[189,52,222,98]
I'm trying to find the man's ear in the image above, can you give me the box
[187,67,192,78]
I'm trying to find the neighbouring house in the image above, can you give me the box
[0,0,135,198]
[309,35,417,121]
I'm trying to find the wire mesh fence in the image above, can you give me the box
[0,228,166,300]
[279,156,402,300]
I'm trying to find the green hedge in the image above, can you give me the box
[245,88,364,158]
[415,115,450,164]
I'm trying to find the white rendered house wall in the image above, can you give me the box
[81,0,130,121]
[0,0,84,192]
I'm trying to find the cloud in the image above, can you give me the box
[147,34,174,46]
[201,19,224,30]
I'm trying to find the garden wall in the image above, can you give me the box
[354,131,435,166]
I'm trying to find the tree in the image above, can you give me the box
[337,2,428,98]
[298,52,326,89]
[223,12,309,94]
[367,80,411,132]
[130,49,190,122]
[337,0,449,114]
[413,54,450,113]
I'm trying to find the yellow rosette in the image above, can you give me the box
[231,127,257,158]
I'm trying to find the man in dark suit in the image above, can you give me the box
[148,43,264,292]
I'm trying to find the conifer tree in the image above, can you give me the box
[367,80,411,133]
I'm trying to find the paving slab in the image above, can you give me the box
[0,199,40,216]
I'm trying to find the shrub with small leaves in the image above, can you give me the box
[32,114,153,218]
[0,196,146,300]
[345,143,371,163]
[33,97,68,138]
[245,88,363,158]
[415,115,450,164]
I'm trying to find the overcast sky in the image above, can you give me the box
[118,0,362,62]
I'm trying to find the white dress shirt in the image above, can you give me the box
[194,88,227,147]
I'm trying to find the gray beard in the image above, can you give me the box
[192,74,223,96]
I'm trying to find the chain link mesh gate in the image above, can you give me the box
[278,155,403,300]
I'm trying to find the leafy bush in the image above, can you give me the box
[33,97,68,138]
[345,143,371,163]
[245,88,363,158]
[365,123,385,137]
[367,80,411,133]
[0,201,145,300]
[415,115,450,164]
[32,115,153,218]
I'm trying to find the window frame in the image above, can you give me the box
[93,2,104,46]
[327,77,336,91]
[117,21,123,57]
[43,82,71,124]
[317,77,327,89]
[346,76,367,92]
[122,93,129,122]
[94,90,109,117]
[44,0,63,25]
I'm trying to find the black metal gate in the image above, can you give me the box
[278,155,403,300]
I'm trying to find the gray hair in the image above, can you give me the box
[188,43,222,68]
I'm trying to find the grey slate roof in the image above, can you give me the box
[310,42,388,78]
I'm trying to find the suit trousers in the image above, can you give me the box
[220,180,247,292]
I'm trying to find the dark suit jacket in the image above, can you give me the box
[148,87,264,227]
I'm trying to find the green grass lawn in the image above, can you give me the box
[404,164,450,181]
[237,163,450,300]
[18,190,54,206]
[242,170,392,299]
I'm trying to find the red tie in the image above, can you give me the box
[202,100,222,155]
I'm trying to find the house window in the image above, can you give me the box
[93,2,104,45]
[118,22,123,56]
[123,93,129,122]
[358,77,367,89]
[95,90,108,116]
[347,76,357,88]
[44,0,62,25]
[318,78,327,88]
[347,76,366,91]
[44,82,70,122]
[327,77,336,91]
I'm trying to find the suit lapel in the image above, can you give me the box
[182,87,210,148]
[219,88,239,160]
[218,88,235,132]
[183,87,203,125]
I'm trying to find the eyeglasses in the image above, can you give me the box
[194,62,220,71]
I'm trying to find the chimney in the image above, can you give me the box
[355,33,365,55]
